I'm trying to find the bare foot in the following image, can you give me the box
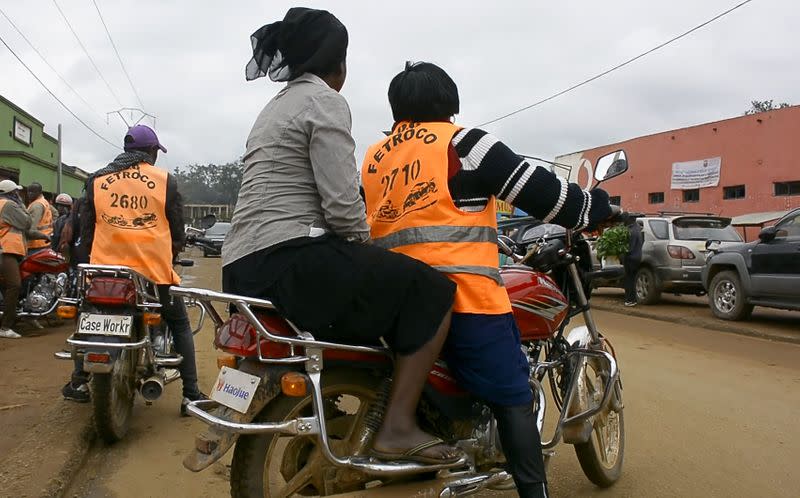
[372,425,462,462]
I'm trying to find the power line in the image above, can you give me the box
[476,0,756,128]
[0,31,120,150]
[51,0,124,108]
[91,0,145,110]
[0,6,106,122]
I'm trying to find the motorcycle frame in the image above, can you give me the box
[55,264,207,375]
[173,252,620,479]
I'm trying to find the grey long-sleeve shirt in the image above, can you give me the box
[222,73,370,267]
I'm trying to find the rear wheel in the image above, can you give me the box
[230,369,385,498]
[635,267,660,304]
[91,350,136,443]
[573,346,625,487]
[709,270,753,321]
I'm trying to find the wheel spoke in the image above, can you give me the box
[275,462,314,498]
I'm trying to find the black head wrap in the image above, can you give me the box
[245,7,348,82]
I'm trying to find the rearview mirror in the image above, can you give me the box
[594,150,628,183]
[758,226,778,243]
[199,214,217,230]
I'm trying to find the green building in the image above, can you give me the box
[0,94,89,199]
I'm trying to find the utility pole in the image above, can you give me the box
[106,108,156,129]
[56,124,62,193]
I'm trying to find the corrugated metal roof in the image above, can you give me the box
[731,210,791,226]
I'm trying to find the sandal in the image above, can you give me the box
[370,437,463,465]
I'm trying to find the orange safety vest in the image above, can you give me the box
[0,199,28,256]
[362,121,512,315]
[27,196,53,250]
[91,162,179,285]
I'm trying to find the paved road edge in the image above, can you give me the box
[592,301,800,345]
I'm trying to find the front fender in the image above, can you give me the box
[183,360,292,472]
[704,252,751,293]
[565,325,592,349]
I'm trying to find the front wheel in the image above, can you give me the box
[709,270,753,321]
[573,349,625,487]
[91,350,136,444]
[230,369,385,498]
[635,267,660,304]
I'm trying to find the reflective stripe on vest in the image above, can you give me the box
[372,225,498,250]
[0,199,27,256]
[28,197,53,249]
[361,121,512,314]
[91,162,179,285]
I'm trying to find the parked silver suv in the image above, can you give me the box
[592,215,743,304]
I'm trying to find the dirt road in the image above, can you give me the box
[66,257,800,498]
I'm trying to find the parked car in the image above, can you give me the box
[702,208,800,320]
[590,215,743,304]
[198,222,230,257]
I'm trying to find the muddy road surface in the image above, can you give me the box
[65,256,800,498]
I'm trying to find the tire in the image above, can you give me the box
[230,369,384,498]
[709,270,753,321]
[635,267,661,304]
[91,350,136,444]
[573,354,625,488]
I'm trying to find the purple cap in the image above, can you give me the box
[123,125,167,153]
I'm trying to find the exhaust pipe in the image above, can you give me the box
[140,375,165,401]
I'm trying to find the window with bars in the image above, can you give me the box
[609,195,621,206]
[723,185,746,200]
[648,192,665,204]
[682,189,700,203]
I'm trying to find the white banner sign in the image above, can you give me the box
[671,157,721,190]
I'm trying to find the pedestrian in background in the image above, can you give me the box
[0,180,48,338]
[51,193,73,254]
[25,182,53,254]
[623,214,643,306]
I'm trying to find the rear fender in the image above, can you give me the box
[79,334,126,374]
[183,360,292,472]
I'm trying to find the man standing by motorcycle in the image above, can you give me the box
[26,182,53,254]
[50,193,73,255]
[63,125,206,412]
[362,62,616,498]
[0,180,49,339]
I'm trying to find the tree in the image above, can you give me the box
[173,161,243,206]
[744,99,791,115]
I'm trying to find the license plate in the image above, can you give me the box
[77,313,133,336]
[210,366,260,414]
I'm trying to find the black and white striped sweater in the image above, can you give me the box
[448,128,611,229]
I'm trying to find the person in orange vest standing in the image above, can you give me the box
[0,180,48,338]
[362,62,617,498]
[26,182,53,254]
[61,125,207,410]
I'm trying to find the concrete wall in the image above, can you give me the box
[555,106,800,217]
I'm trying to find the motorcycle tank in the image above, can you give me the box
[501,267,568,340]
[20,249,69,274]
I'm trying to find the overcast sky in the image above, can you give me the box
[1,0,797,173]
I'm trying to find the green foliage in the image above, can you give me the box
[744,99,791,115]
[173,161,243,206]
[596,225,630,258]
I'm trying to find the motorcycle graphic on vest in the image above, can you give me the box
[54,261,203,443]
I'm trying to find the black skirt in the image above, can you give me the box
[222,236,455,355]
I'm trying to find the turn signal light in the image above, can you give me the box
[281,372,308,397]
[216,354,238,369]
[86,352,111,363]
[143,312,162,326]
[667,245,696,259]
[57,305,77,319]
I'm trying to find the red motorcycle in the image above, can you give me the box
[0,249,70,319]
[179,152,629,497]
